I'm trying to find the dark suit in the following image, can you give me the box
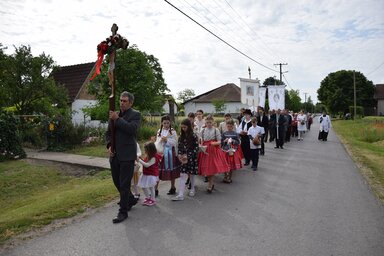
[239,119,252,164]
[275,114,286,148]
[106,108,141,214]
[257,114,269,155]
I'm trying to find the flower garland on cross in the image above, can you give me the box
[89,23,129,83]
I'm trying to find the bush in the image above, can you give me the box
[0,110,26,161]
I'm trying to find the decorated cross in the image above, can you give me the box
[90,23,129,152]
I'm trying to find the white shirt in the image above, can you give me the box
[247,125,265,149]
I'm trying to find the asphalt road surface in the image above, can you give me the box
[2,122,384,256]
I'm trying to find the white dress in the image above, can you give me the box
[297,114,307,132]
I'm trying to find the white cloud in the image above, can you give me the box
[1,0,383,105]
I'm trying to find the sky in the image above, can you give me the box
[1,0,384,105]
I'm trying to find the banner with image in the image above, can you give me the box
[268,85,285,110]
[258,87,266,109]
[240,78,260,108]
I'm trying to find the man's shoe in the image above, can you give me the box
[274,146,279,149]
[244,162,250,166]
[167,187,176,195]
[280,146,284,149]
[112,212,127,224]
[127,197,138,211]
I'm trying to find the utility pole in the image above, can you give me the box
[353,70,356,119]
[274,63,288,83]
[248,66,251,79]
[304,92,308,112]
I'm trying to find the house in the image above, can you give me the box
[52,62,101,126]
[183,83,249,116]
[374,84,384,116]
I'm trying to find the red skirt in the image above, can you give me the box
[198,141,230,176]
[226,147,243,171]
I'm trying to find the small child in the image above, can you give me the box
[247,117,265,171]
[137,142,161,206]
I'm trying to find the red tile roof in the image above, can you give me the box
[374,84,384,100]
[52,62,95,102]
[184,83,240,104]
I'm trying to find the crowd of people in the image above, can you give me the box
[107,91,330,223]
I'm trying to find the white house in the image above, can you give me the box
[52,62,102,127]
[183,83,249,116]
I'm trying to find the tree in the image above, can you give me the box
[302,96,315,113]
[317,70,375,114]
[212,98,226,113]
[87,45,169,120]
[0,44,69,115]
[263,76,284,86]
[177,89,195,103]
[285,89,302,112]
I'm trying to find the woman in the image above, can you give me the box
[296,110,307,141]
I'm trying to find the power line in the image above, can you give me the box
[282,73,293,90]
[367,61,384,76]
[164,0,279,73]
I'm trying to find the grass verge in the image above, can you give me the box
[0,160,116,244]
[332,117,384,201]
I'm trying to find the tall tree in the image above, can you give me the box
[177,88,195,103]
[0,44,69,115]
[317,70,375,114]
[286,89,302,112]
[87,45,169,120]
[263,76,284,86]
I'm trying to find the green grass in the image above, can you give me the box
[333,117,384,201]
[67,145,109,158]
[0,160,116,244]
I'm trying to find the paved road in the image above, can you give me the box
[2,122,384,256]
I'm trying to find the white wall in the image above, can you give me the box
[184,101,249,116]
[71,99,104,128]
[162,101,178,114]
[378,99,384,115]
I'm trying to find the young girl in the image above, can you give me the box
[156,115,180,196]
[297,110,307,141]
[172,118,199,201]
[221,119,242,183]
[247,117,265,171]
[137,142,161,206]
[198,115,229,193]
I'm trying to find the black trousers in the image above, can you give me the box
[240,134,251,164]
[250,148,259,168]
[318,131,329,141]
[110,157,135,214]
[260,134,265,155]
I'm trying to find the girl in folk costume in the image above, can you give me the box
[237,109,253,166]
[221,118,242,183]
[219,113,238,134]
[137,142,162,206]
[297,110,307,141]
[247,117,265,171]
[198,115,230,193]
[172,118,199,201]
[155,115,180,196]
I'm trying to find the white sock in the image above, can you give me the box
[142,187,150,199]
[178,173,187,197]
[190,175,195,192]
[149,186,156,201]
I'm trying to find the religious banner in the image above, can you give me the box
[267,85,285,110]
[258,87,266,109]
[239,78,260,108]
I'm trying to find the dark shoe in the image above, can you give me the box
[207,184,214,193]
[244,162,250,166]
[274,146,279,149]
[253,167,258,171]
[280,146,284,149]
[127,197,139,211]
[167,187,176,195]
[204,176,209,182]
[112,212,127,223]
[155,189,159,197]
[251,165,257,169]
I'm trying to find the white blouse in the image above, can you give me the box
[157,128,177,147]
[201,127,221,142]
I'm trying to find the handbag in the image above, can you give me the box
[154,137,164,154]
[252,135,261,146]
